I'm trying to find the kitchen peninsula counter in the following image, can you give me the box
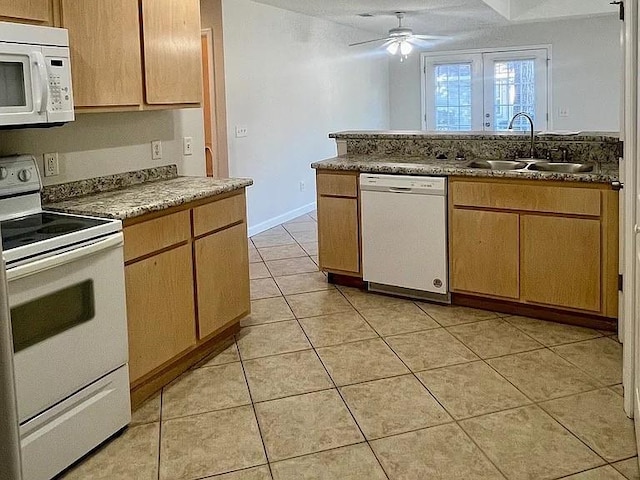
[312,154,619,184]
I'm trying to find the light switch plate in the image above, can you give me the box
[235,126,248,138]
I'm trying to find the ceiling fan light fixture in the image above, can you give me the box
[400,40,413,56]
[386,41,400,55]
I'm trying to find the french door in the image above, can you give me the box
[423,48,549,132]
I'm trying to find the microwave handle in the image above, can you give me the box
[31,52,49,114]
[6,234,123,282]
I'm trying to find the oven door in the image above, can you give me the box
[0,43,48,127]
[7,233,128,423]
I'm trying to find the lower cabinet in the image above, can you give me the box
[451,208,519,299]
[195,222,250,340]
[449,177,618,318]
[521,215,601,312]
[125,244,196,383]
[123,189,250,402]
[316,170,361,276]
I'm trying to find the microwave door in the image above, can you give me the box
[0,239,23,479]
[0,45,47,126]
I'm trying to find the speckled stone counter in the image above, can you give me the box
[45,175,253,220]
[329,130,622,165]
[311,154,619,184]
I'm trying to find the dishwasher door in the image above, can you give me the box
[360,174,448,299]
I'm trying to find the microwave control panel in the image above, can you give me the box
[46,56,72,113]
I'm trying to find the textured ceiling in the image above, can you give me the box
[249,0,510,36]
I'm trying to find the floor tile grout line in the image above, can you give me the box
[235,334,276,480]
[275,284,392,480]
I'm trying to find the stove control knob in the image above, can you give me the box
[0,167,7,180]
[18,169,32,182]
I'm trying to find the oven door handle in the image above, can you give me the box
[6,233,123,282]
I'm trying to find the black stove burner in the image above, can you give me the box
[1,212,110,251]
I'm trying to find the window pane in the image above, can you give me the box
[492,59,536,131]
[433,62,473,131]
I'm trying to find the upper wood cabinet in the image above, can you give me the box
[58,0,201,111]
[141,0,202,105]
[0,0,53,25]
[60,0,142,108]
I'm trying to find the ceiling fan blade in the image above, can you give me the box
[412,34,449,40]
[349,37,392,47]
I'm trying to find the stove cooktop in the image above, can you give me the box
[1,211,112,252]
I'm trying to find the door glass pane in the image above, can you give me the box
[492,59,536,131]
[0,62,27,107]
[433,63,473,131]
[11,280,96,353]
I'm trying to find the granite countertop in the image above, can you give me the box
[329,130,621,143]
[311,154,619,184]
[45,176,254,220]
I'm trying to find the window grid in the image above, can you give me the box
[493,59,536,131]
[434,63,472,131]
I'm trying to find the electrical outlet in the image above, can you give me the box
[183,137,193,156]
[299,181,305,192]
[151,140,162,160]
[44,152,59,177]
[235,126,248,138]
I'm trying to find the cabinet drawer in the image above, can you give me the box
[192,192,246,237]
[452,181,601,216]
[317,172,358,197]
[124,210,190,262]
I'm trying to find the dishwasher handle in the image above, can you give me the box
[388,187,413,193]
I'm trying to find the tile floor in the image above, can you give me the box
[60,211,639,480]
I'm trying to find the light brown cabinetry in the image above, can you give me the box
[141,0,202,105]
[125,244,196,383]
[58,0,201,111]
[521,215,601,312]
[451,209,519,299]
[0,0,53,25]
[449,177,618,318]
[316,171,361,276]
[124,189,250,405]
[60,0,142,108]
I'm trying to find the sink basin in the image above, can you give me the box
[466,160,528,170]
[527,162,594,173]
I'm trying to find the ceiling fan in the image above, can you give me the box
[349,12,446,58]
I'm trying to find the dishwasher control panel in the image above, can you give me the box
[360,174,446,195]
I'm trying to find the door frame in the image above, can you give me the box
[200,28,229,178]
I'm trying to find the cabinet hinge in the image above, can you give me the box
[619,274,624,291]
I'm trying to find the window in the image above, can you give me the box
[422,48,549,132]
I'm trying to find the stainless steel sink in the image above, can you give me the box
[527,162,594,173]
[466,160,528,170]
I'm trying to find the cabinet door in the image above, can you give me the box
[125,244,196,383]
[195,223,250,340]
[451,208,520,299]
[318,196,360,274]
[521,215,601,312]
[0,0,52,24]
[141,0,202,105]
[60,0,142,108]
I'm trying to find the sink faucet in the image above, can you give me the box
[508,112,535,159]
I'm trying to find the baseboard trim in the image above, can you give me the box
[248,202,317,237]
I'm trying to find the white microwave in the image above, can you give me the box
[0,22,74,128]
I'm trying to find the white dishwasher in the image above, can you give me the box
[360,173,449,303]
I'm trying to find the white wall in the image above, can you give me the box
[222,0,390,233]
[390,15,621,131]
[0,108,206,186]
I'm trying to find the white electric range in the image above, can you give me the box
[0,155,131,480]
